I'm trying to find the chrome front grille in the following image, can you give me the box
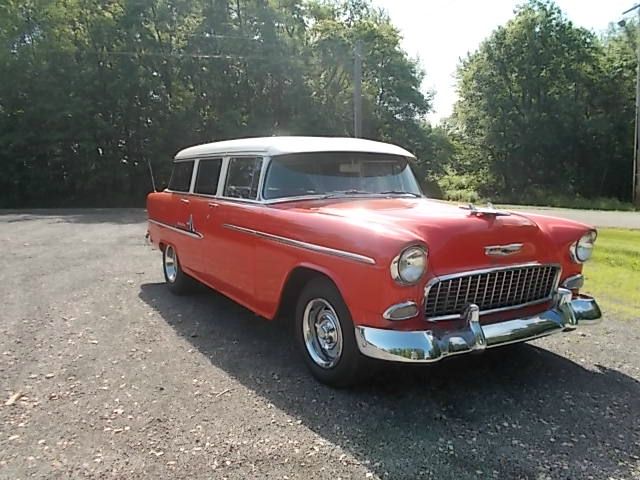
[425,264,560,320]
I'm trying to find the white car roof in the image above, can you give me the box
[174,136,415,160]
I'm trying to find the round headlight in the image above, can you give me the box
[392,246,427,284]
[571,231,597,263]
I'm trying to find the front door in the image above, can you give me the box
[210,156,263,299]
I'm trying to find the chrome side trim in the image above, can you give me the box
[223,224,376,265]
[561,274,584,290]
[148,219,203,239]
[382,301,419,321]
[356,293,602,363]
[423,263,561,321]
[162,191,268,206]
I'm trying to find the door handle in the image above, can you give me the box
[180,198,190,204]
[208,202,220,208]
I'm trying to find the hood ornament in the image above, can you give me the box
[485,243,523,257]
[460,202,511,217]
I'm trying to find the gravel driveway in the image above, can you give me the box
[1,209,639,479]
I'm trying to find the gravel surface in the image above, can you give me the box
[1,209,639,479]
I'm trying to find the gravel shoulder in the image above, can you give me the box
[1,209,639,479]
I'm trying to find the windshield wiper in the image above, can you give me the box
[378,190,422,197]
[322,189,374,198]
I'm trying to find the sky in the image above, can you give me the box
[372,0,636,122]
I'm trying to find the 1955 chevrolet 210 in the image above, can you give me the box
[146,136,602,386]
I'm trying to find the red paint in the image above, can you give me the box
[147,193,593,330]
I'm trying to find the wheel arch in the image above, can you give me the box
[275,264,344,322]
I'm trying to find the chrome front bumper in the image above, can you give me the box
[355,288,602,363]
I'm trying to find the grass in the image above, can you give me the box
[582,228,640,320]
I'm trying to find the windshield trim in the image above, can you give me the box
[261,151,423,202]
[262,192,424,205]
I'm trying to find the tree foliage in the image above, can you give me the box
[452,0,635,202]
[3,0,637,207]
[0,0,435,207]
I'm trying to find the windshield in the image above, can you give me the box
[263,152,422,200]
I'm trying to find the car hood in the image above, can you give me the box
[288,197,564,273]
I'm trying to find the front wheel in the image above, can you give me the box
[294,277,369,387]
[162,244,193,295]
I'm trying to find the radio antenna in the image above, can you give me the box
[146,157,157,192]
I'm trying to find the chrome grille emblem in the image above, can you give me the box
[484,243,523,257]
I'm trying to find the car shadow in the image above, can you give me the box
[139,282,640,479]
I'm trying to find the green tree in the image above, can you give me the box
[0,0,439,207]
[452,0,634,202]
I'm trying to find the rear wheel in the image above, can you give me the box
[294,277,369,387]
[162,245,192,295]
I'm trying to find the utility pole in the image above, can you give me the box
[353,40,363,138]
[635,6,640,206]
[620,4,640,205]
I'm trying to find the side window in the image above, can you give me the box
[224,157,263,199]
[194,158,222,195]
[168,161,194,192]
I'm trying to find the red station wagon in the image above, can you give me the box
[146,137,602,386]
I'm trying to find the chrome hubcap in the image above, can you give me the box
[164,245,178,282]
[302,298,343,369]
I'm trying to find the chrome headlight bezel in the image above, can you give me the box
[570,230,597,263]
[390,245,428,285]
